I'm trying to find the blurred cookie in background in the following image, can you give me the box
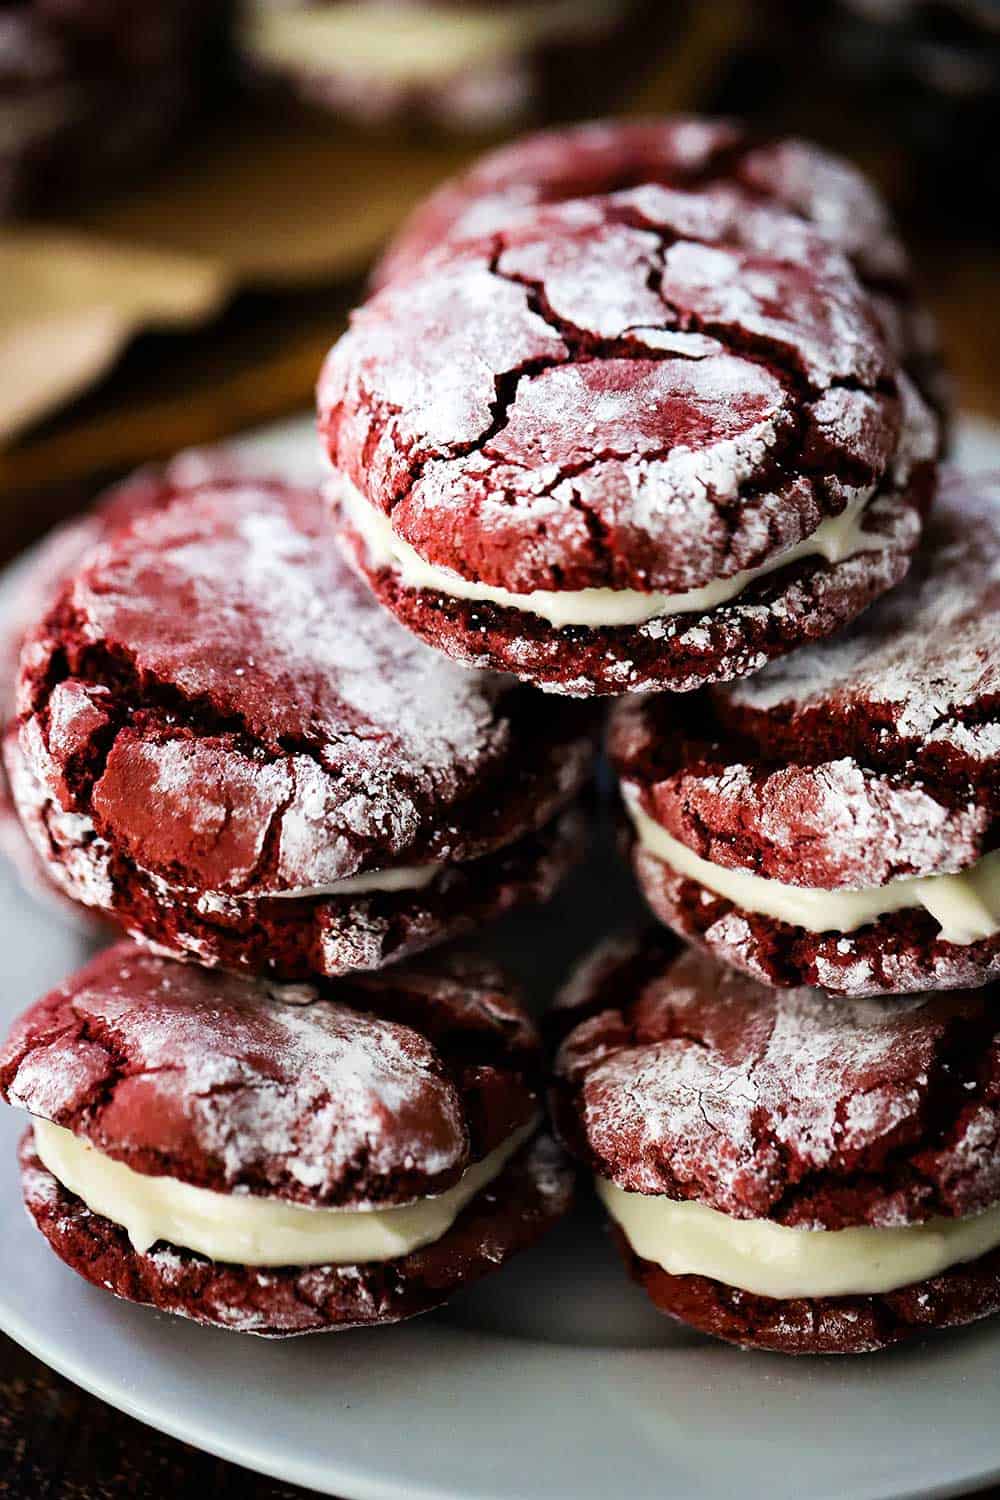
[238,0,675,133]
[0,0,231,216]
[730,0,999,238]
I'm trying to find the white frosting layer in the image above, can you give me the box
[268,862,442,899]
[246,0,622,84]
[625,789,1000,945]
[33,1117,536,1268]
[339,477,884,629]
[598,1177,1000,1298]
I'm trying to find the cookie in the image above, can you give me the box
[321,182,938,697]
[0,2,221,216]
[7,475,594,974]
[610,471,999,997]
[0,453,234,924]
[2,941,572,1335]
[238,0,658,134]
[763,2,1000,239]
[26,0,218,66]
[552,934,1000,1354]
[373,116,947,428]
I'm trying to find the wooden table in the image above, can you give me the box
[0,1333,311,1498]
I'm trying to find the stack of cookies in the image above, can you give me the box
[0,463,592,1333]
[1,117,997,1357]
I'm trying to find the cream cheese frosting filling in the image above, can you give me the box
[33,1116,538,1268]
[157,815,569,905]
[337,476,886,630]
[266,862,442,899]
[624,788,1000,945]
[245,0,624,85]
[597,1177,1000,1299]
[146,859,445,911]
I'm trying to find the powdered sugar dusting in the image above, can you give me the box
[80,489,508,784]
[738,137,907,283]
[625,749,991,887]
[372,117,741,287]
[657,237,882,389]
[377,118,909,300]
[8,719,115,907]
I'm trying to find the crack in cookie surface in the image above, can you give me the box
[373,117,946,434]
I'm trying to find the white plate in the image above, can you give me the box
[1,417,999,1500]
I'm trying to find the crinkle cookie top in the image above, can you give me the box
[322,183,935,597]
[553,939,1000,1230]
[1,452,236,728]
[375,117,909,291]
[0,942,541,1208]
[15,479,591,895]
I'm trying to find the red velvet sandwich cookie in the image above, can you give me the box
[7,476,593,975]
[239,0,658,134]
[374,116,947,428]
[2,941,572,1336]
[322,182,938,697]
[610,471,999,997]
[552,933,1000,1354]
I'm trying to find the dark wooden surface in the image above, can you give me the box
[0,1333,314,1499]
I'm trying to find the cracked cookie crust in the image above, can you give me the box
[551,934,1000,1353]
[374,116,948,435]
[3,942,573,1335]
[0,454,233,927]
[6,477,595,974]
[610,472,1000,995]
[322,183,938,696]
